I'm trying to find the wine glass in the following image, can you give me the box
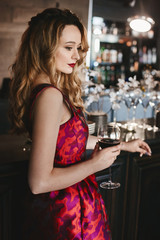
[97,124,121,189]
[123,94,133,130]
[109,90,122,127]
[123,90,141,130]
[129,90,140,126]
[149,93,160,132]
[139,93,150,129]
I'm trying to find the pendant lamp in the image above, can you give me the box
[127,0,155,33]
[127,15,155,32]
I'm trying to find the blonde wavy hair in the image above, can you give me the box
[9,8,89,134]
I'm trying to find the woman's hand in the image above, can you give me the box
[121,139,151,157]
[90,142,121,172]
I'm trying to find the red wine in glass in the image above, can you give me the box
[99,138,120,149]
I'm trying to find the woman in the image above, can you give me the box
[9,8,151,240]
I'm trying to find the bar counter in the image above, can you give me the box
[96,118,160,240]
[0,119,160,240]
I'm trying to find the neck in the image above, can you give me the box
[32,73,51,88]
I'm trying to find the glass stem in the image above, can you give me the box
[113,110,116,124]
[153,107,156,128]
[109,167,112,182]
[143,108,147,128]
[126,108,130,129]
[127,108,130,121]
[133,106,136,122]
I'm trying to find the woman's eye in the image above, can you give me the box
[77,46,82,51]
[65,47,72,51]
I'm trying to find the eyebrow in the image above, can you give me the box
[65,41,81,45]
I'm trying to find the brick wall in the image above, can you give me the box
[0,0,89,87]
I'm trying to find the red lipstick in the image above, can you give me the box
[68,63,76,68]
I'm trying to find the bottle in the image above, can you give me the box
[125,24,131,36]
[110,49,117,63]
[147,49,152,64]
[130,58,134,72]
[142,46,148,64]
[100,46,105,61]
[105,66,111,88]
[152,48,157,64]
[96,53,102,63]
[134,61,139,72]
[120,65,125,79]
[110,23,118,35]
[117,50,123,63]
[100,66,106,84]
[102,25,108,34]
[131,40,138,54]
[97,67,102,84]
[112,24,118,35]
[106,44,111,62]
[110,66,115,82]
[102,49,109,62]
[139,48,143,63]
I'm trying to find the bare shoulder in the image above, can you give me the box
[38,87,63,102]
[35,87,63,109]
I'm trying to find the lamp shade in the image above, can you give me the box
[128,16,155,32]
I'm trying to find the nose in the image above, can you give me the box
[72,48,80,60]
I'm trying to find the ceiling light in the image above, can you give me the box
[127,16,155,32]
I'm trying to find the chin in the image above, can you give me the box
[56,66,74,74]
[61,69,73,74]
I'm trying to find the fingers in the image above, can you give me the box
[139,148,149,157]
[138,140,152,157]
[100,146,120,159]
[105,155,117,168]
[104,144,121,153]
[97,142,121,157]
[95,142,100,151]
[92,144,121,171]
[142,142,152,155]
[101,147,120,161]
[139,149,151,157]
[91,142,100,158]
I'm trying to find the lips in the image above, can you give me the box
[68,63,76,68]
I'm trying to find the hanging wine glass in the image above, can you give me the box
[139,92,151,129]
[97,124,121,189]
[112,103,121,127]
[123,94,133,130]
[129,89,142,128]
[109,90,121,127]
[131,97,139,124]
[149,92,160,132]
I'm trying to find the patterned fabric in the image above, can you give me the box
[23,84,111,240]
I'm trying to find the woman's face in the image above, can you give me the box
[55,25,82,74]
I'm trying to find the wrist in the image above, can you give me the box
[88,155,99,175]
[120,141,127,151]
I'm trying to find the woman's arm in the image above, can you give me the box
[28,88,121,194]
[120,139,152,157]
[86,135,98,149]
